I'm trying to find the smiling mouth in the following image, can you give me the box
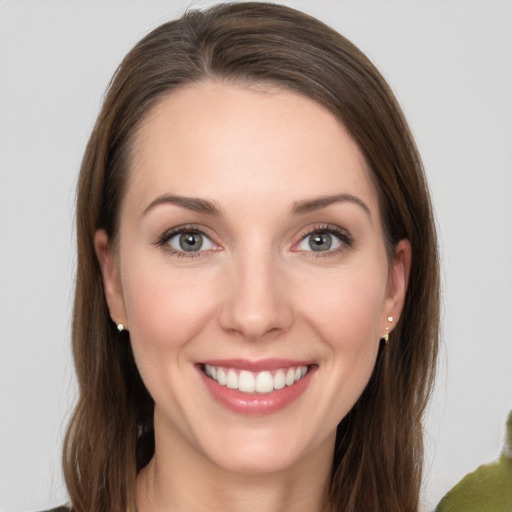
[202,364,310,394]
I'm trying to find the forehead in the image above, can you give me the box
[126,80,379,215]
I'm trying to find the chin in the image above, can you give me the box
[194,421,334,477]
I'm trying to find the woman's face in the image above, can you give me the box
[96,81,410,476]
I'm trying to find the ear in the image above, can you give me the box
[381,238,411,335]
[94,229,128,329]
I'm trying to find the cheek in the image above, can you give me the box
[298,263,388,347]
[306,269,386,408]
[122,260,218,352]
[120,260,221,415]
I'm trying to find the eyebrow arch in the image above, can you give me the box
[143,195,222,216]
[292,194,371,218]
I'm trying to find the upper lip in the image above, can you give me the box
[198,358,314,372]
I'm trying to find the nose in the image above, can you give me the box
[219,250,293,341]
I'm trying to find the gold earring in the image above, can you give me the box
[383,316,394,343]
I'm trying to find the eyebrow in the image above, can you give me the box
[143,195,222,216]
[143,193,371,219]
[292,194,371,218]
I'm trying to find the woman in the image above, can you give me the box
[60,3,439,511]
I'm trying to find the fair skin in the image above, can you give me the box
[95,81,411,512]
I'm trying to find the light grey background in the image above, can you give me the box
[1,1,511,511]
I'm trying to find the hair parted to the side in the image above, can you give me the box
[64,3,439,511]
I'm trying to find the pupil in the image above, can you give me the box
[179,232,202,251]
[310,232,331,251]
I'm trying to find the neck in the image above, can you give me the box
[136,417,333,512]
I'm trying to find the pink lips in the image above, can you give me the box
[197,359,315,416]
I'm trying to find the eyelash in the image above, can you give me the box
[155,224,217,258]
[155,223,353,258]
[294,224,354,256]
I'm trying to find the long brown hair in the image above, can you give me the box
[64,3,439,511]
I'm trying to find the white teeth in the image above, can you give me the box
[273,369,285,390]
[255,371,274,393]
[239,370,255,392]
[204,364,309,394]
[217,368,227,385]
[226,369,238,389]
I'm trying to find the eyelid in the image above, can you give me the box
[155,224,221,256]
[292,223,353,254]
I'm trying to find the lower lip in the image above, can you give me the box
[198,367,315,416]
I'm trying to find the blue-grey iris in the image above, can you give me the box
[180,232,203,251]
[309,232,332,251]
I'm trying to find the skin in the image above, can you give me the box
[95,81,411,512]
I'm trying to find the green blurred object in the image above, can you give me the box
[435,411,512,512]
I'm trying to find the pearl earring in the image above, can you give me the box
[117,323,125,332]
[383,316,394,343]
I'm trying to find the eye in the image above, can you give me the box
[295,226,352,253]
[158,227,217,255]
